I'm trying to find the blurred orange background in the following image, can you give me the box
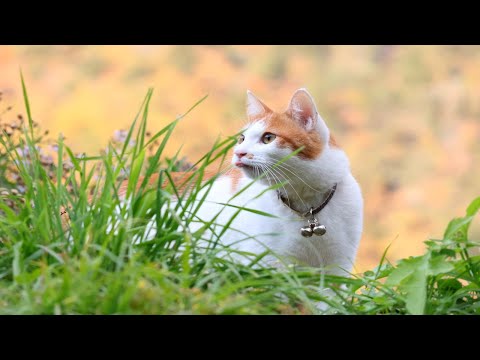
[1,45,479,271]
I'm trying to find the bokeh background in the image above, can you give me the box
[1,45,479,271]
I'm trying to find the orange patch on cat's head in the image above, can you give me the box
[262,111,324,160]
[246,89,329,160]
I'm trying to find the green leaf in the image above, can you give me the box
[128,148,146,197]
[12,242,23,281]
[20,71,34,138]
[427,255,454,276]
[443,217,473,241]
[65,146,82,172]
[385,254,430,315]
[37,245,65,264]
[443,196,480,241]
[466,197,480,217]
[403,267,427,315]
[385,256,425,286]
[120,89,153,161]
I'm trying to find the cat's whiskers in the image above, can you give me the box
[259,157,325,194]
[267,167,294,208]
[258,164,275,196]
[252,160,295,210]
[251,156,312,210]
[259,163,284,200]
[267,165,309,211]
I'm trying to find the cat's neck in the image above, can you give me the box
[276,181,338,214]
[272,148,349,214]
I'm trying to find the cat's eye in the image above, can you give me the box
[238,134,245,144]
[262,133,276,144]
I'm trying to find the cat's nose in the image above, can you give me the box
[235,151,247,159]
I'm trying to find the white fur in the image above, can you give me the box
[133,89,363,277]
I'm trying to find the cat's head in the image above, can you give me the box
[232,88,341,183]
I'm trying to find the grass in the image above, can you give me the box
[0,80,479,314]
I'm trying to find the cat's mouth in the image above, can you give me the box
[236,161,262,178]
[235,159,258,170]
[235,161,251,168]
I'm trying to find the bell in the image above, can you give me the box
[313,224,326,236]
[300,226,313,237]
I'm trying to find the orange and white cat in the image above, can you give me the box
[120,88,363,275]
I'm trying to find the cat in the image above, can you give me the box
[117,88,364,276]
[61,88,363,276]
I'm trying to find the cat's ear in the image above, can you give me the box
[246,90,272,121]
[287,88,329,141]
[286,88,319,131]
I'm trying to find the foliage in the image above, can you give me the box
[327,197,480,314]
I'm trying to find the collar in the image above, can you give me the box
[278,183,337,218]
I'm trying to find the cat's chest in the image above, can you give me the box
[208,181,335,254]
[178,175,346,268]
[234,200,337,267]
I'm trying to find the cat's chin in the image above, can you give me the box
[237,165,265,180]
[236,164,253,175]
